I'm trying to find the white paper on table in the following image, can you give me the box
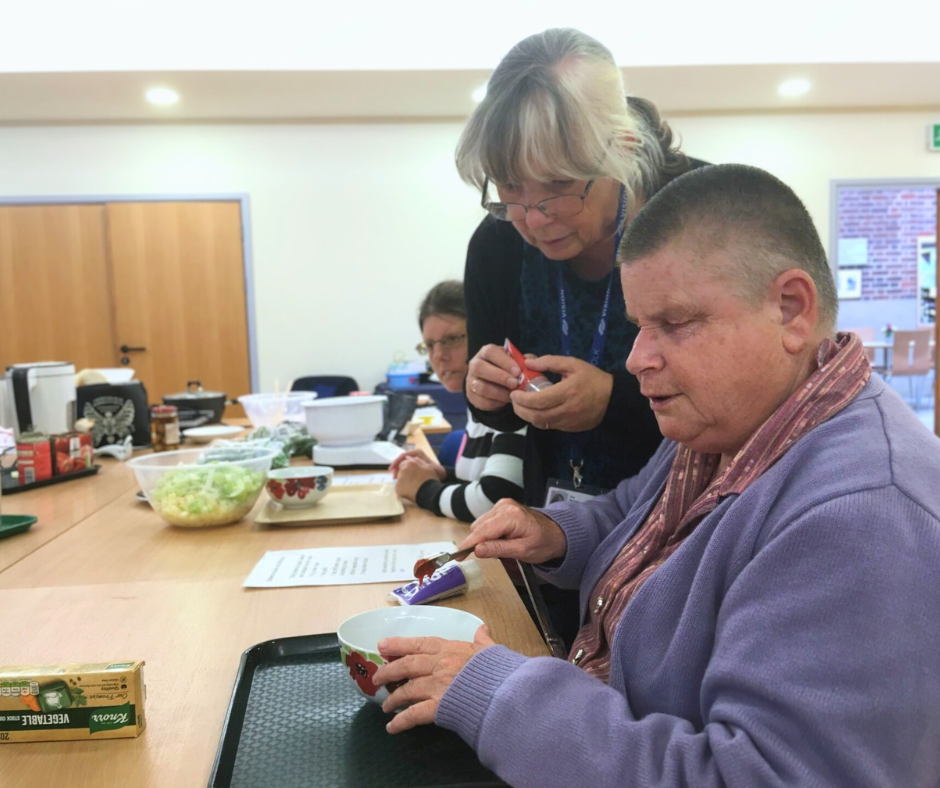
[333,473,394,486]
[413,406,444,419]
[243,541,455,588]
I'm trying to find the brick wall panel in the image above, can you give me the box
[837,187,937,300]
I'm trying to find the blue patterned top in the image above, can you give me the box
[519,244,644,490]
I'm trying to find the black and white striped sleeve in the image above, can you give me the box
[415,427,526,523]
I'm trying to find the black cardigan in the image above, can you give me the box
[463,160,709,503]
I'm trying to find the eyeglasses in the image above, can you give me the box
[481,179,595,222]
[416,333,467,355]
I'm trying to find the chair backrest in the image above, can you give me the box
[437,429,466,467]
[290,376,360,399]
[382,391,418,442]
[890,330,934,376]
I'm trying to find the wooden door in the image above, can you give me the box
[106,201,250,417]
[0,204,117,372]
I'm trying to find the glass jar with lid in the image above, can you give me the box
[150,405,180,452]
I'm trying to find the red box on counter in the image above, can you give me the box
[16,439,53,486]
[51,433,93,476]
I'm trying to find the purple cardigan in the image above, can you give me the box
[436,375,940,787]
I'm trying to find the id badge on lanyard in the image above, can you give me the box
[544,476,608,506]
[550,184,628,491]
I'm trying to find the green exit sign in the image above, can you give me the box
[931,123,940,151]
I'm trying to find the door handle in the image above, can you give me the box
[120,345,146,353]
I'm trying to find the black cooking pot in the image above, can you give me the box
[162,381,232,428]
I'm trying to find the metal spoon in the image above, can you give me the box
[412,547,476,581]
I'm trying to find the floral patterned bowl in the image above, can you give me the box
[266,465,333,508]
[337,606,485,703]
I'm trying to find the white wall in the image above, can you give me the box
[1,110,939,392]
[0,122,479,392]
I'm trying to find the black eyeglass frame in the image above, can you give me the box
[415,333,467,356]
[480,178,596,221]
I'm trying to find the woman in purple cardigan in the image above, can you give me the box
[373,164,940,788]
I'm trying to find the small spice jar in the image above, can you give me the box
[150,405,180,453]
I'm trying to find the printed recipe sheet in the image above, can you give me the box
[243,541,455,588]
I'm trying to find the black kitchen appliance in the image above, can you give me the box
[76,381,152,448]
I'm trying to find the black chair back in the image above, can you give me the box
[290,376,359,399]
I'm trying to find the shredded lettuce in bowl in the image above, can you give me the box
[149,463,267,527]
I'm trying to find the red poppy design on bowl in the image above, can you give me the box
[345,650,380,696]
[267,480,285,500]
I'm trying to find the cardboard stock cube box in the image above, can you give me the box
[0,661,146,743]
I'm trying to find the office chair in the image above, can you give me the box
[290,376,359,399]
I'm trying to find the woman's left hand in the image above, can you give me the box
[509,355,614,432]
[395,457,444,502]
[373,624,496,733]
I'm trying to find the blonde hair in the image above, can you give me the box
[456,29,667,204]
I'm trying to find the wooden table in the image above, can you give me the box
[0,457,137,572]
[0,430,547,787]
[862,340,893,372]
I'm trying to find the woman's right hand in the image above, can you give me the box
[389,449,446,481]
[457,499,567,565]
[466,344,522,411]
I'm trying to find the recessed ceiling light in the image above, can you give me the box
[778,79,811,98]
[472,84,488,103]
[146,87,179,106]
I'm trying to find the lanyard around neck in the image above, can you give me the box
[556,183,627,365]
[551,183,628,486]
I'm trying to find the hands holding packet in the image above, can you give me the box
[466,342,614,433]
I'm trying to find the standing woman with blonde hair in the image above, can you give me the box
[460,28,705,507]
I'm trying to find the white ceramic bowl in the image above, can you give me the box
[337,606,484,703]
[266,465,333,508]
[127,447,278,528]
[239,392,317,428]
[304,395,386,447]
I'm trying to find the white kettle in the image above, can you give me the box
[1,362,77,438]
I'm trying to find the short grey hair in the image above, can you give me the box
[455,28,663,204]
[418,280,465,329]
[619,164,838,332]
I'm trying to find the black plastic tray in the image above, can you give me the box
[209,634,506,788]
[1,464,101,495]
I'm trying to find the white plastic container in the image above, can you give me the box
[239,392,316,428]
[303,395,386,446]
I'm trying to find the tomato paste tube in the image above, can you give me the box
[388,559,483,605]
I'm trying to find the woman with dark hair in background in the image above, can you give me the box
[390,281,525,522]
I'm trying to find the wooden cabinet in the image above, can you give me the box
[0,200,251,416]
